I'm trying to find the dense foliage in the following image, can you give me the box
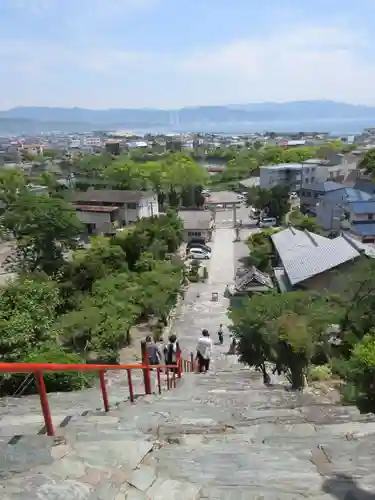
[0,170,184,394]
[64,152,207,210]
[287,209,322,234]
[247,186,290,220]
[230,257,375,410]
[247,229,280,273]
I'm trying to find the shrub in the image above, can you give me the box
[0,346,96,396]
[308,364,332,382]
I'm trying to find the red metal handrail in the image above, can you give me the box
[0,351,193,437]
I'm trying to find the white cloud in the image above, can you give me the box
[1,21,375,108]
[175,24,375,106]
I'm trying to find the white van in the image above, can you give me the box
[259,217,277,228]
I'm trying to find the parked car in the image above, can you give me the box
[259,217,277,228]
[187,248,210,260]
[187,242,212,254]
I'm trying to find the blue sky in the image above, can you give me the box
[1,0,375,109]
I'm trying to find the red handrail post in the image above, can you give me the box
[99,370,110,412]
[156,368,161,394]
[141,341,152,395]
[177,352,182,379]
[35,370,55,437]
[166,369,170,390]
[127,369,134,403]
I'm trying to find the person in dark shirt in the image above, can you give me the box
[164,334,180,372]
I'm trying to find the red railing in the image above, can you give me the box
[0,351,194,437]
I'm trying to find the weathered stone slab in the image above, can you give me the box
[128,465,156,491]
[36,479,92,500]
[87,481,119,500]
[73,440,153,471]
[43,457,87,479]
[147,478,200,499]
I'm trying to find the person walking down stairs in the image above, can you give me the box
[164,334,180,373]
[196,329,213,373]
[217,324,224,345]
[145,336,162,366]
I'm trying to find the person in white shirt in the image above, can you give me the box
[196,329,213,372]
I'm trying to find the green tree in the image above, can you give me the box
[358,150,375,180]
[2,193,82,275]
[230,291,339,389]
[247,229,279,272]
[60,236,128,298]
[253,186,290,220]
[134,260,182,324]
[0,169,28,210]
[287,210,322,233]
[341,333,375,413]
[0,277,61,362]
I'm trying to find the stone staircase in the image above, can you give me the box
[1,228,375,498]
[2,350,375,499]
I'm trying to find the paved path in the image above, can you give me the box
[1,226,375,498]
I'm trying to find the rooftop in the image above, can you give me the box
[178,210,212,230]
[347,201,375,213]
[71,189,154,204]
[206,191,241,204]
[271,227,360,286]
[323,188,374,203]
[75,205,119,213]
[260,163,302,171]
[351,222,375,237]
[304,181,343,192]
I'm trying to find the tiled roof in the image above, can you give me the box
[306,181,343,192]
[348,201,375,213]
[271,227,360,286]
[351,223,375,237]
[71,189,153,204]
[178,210,212,230]
[323,188,374,202]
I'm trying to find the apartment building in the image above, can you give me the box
[259,163,302,190]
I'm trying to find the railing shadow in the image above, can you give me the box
[322,473,375,500]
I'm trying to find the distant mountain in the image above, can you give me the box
[1,101,375,134]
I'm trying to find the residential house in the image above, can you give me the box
[271,227,362,293]
[178,210,213,242]
[226,266,274,297]
[259,163,301,190]
[71,189,159,232]
[300,181,343,214]
[316,187,375,241]
[75,205,122,236]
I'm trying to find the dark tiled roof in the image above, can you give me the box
[178,210,212,230]
[71,189,154,204]
[75,205,119,213]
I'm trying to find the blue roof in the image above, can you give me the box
[348,201,375,213]
[352,223,375,236]
[308,181,343,192]
[323,188,374,202]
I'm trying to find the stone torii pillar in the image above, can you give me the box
[232,203,237,228]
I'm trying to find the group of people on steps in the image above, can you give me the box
[145,325,238,373]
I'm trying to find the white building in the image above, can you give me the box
[82,136,102,148]
[72,189,159,235]
[259,163,302,190]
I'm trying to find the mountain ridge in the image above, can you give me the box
[1,101,375,134]
[2,100,375,124]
